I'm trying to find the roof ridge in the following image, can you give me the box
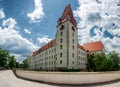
[29,39,56,58]
[82,41,102,45]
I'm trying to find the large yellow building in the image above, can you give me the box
[27,4,104,71]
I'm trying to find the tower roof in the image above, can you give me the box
[59,4,77,26]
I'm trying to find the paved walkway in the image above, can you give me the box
[0,70,120,87]
[0,70,56,87]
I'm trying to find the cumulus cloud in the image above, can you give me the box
[2,18,17,29]
[0,18,39,62]
[0,9,5,19]
[27,0,44,23]
[74,0,120,55]
[36,36,52,47]
[24,28,31,34]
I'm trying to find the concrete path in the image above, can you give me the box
[0,70,120,87]
[0,70,57,87]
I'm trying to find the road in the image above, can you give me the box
[0,70,120,87]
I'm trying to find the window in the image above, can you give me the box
[60,53,62,57]
[60,45,62,49]
[49,50,51,54]
[49,62,50,65]
[60,32,63,36]
[60,39,63,43]
[60,60,62,64]
[52,56,53,59]
[72,39,74,44]
[72,61,74,64]
[72,26,75,32]
[45,51,48,55]
[72,53,74,58]
[60,25,64,31]
[72,32,74,37]
[72,45,74,50]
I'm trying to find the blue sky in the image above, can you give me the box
[0,0,120,62]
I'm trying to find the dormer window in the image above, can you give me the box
[60,25,64,31]
[72,26,75,32]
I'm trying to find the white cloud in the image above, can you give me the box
[0,18,39,62]
[74,0,120,55]
[27,0,44,23]
[24,28,31,34]
[74,0,120,28]
[78,25,92,44]
[108,28,120,37]
[102,37,120,54]
[0,9,5,19]
[2,18,17,29]
[36,36,52,47]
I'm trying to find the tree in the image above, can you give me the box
[87,54,95,71]
[22,58,28,69]
[0,48,18,69]
[0,48,9,67]
[8,55,16,69]
[16,62,20,68]
[93,52,106,71]
[107,51,120,71]
[87,51,120,71]
[104,58,114,71]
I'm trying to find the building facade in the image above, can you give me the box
[27,4,104,71]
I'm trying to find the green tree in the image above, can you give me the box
[107,51,120,71]
[87,51,120,71]
[16,62,20,68]
[93,52,106,71]
[0,48,9,68]
[8,55,16,69]
[104,58,114,71]
[22,58,28,69]
[87,54,95,71]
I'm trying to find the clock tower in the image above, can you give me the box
[55,4,78,69]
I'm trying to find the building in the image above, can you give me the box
[27,4,104,71]
[82,41,104,55]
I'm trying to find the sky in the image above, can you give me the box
[0,0,120,62]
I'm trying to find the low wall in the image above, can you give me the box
[15,70,120,85]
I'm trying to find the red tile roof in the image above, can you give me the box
[82,41,104,52]
[58,4,77,26]
[78,44,85,51]
[28,52,33,58]
[29,39,56,58]
[28,41,104,58]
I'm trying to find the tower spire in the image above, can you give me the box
[58,4,77,26]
